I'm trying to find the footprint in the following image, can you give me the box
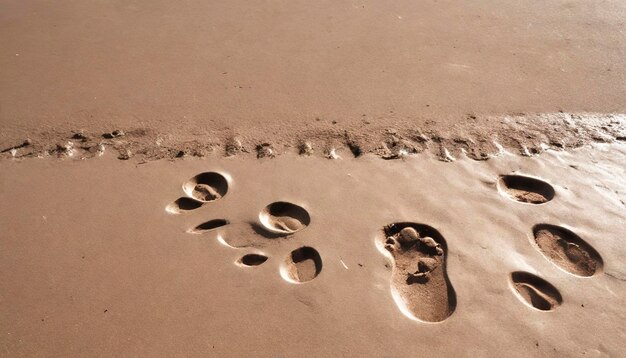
[280,246,322,283]
[510,271,562,311]
[498,174,555,204]
[237,254,268,267]
[188,219,229,234]
[183,172,229,203]
[259,201,310,235]
[165,197,203,214]
[377,223,456,323]
[531,224,603,277]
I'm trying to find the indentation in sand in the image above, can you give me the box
[280,246,322,283]
[531,224,603,277]
[510,271,563,311]
[377,223,456,323]
[498,174,555,204]
[259,201,310,235]
[238,254,268,267]
[189,219,229,234]
[182,172,229,203]
[165,197,203,214]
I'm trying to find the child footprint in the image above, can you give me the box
[531,224,603,277]
[378,223,456,323]
[510,271,562,311]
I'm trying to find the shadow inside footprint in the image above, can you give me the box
[510,271,562,311]
[259,201,310,235]
[531,224,603,277]
[498,175,555,204]
[183,172,229,203]
[378,222,456,323]
[280,246,322,283]
[165,197,203,214]
[189,219,229,234]
[238,254,268,267]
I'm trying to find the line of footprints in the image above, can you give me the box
[166,171,603,323]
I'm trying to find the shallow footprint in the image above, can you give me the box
[532,224,603,277]
[510,271,562,311]
[259,202,310,235]
[237,254,268,267]
[280,246,322,283]
[188,219,229,234]
[498,174,555,204]
[377,223,456,323]
[165,197,203,214]
[183,172,229,203]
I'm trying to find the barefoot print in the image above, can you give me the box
[498,174,555,204]
[259,201,311,235]
[510,271,562,311]
[377,223,456,323]
[531,224,603,277]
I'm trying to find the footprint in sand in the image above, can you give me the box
[498,174,555,204]
[166,171,229,214]
[531,224,603,277]
[377,223,456,322]
[280,246,323,283]
[237,253,269,267]
[259,201,311,235]
[188,219,230,234]
[510,271,562,311]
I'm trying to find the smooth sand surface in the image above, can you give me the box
[2,0,626,147]
[1,144,625,357]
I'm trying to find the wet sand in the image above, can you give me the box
[1,144,625,356]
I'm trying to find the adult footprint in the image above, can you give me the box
[165,197,203,214]
[531,224,603,277]
[237,253,268,267]
[510,271,562,311]
[378,223,456,323]
[498,174,555,204]
[183,172,229,202]
[280,246,322,283]
[259,202,310,235]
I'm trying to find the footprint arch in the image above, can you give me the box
[259,201,311,235]
[510,271,562,311]
[280,246,322,283]
[183,172,229,203]
[498,174,555,204]
[377,222,456,323]
[531,224,603,277]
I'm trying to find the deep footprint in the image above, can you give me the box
[280,246,322,283]
[183,172,229,203]
[498,174,555,204]
[238,254,268,267]
[378,223,456,323]
[188,219,229,234]
[532,224,603,277]
[165,197,203,214]
[510,271,562,311]
[259,201,310,235]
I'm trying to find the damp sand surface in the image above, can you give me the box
[1,144,625,356]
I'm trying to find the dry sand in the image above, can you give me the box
[2,0,626,356]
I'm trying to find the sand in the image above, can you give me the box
[1,144,625,356]
[2,0,626,356]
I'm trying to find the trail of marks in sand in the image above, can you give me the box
[280,247,323,283]
[510,272,562,311]
[531,224,603,277]
[166,172,229,214]
[498,174,555,204]
[377,223,456,323]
